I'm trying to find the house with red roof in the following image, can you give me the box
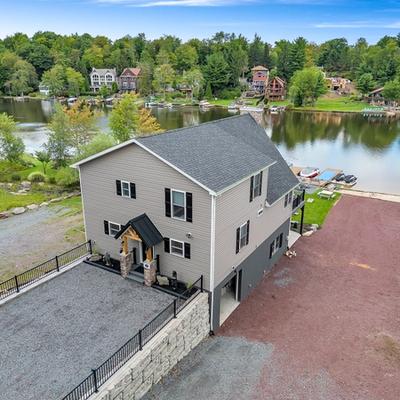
[118,68,141,93]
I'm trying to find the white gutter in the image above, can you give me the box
[209,193,216,331]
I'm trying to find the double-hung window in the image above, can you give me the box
[104,220,121,236]
[165,188,193,223]
[250,171,263,202]
[116,180,136,199]
[164,237,191,259]
[284,191,293,207]
[236,220,250,253]
[172,190,186,220]
[269,233,283,258]
[170,239,184,257]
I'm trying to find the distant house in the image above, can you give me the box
[368,87,385,105]
[118,68,141,93]
[326,77,352,94]
[265,77,286,101]
[90,68,117,92]
[39,84,50,96]
[251,66,269,94]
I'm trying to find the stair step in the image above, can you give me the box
[127,272,144,284]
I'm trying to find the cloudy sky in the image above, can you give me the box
[1,0,399,43]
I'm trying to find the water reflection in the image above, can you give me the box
[0,98,399,194]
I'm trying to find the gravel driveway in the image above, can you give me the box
[143,195,400,400]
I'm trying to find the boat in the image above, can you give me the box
[299,167,320,179]
[228,103,239,112]
[67,97,78,105]
[344,175,357,184]
[199,100,212,108]
[166,103,173,109]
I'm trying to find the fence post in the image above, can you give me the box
[200,275,204,293]
[173,299,177,318]
[55,255,60,272]
[139,329,143,350]
[92,369,99,393]
[88,239,93,254]
[14,276,19,293]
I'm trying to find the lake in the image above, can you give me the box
[1,97,399,195]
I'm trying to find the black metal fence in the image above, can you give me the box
[0,241,92,301]
[62,275,204,400]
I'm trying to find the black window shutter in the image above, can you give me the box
[246,220,250,245]
[235,227,240,254]
[165,188,171,218]
[104,220,109,235]
[259,171,263,196]
[249,176,254,202]
[279,233,283,248]
[116,180,122,196]
[164,238,170,253]
[186,192,193,223]
[269,242,273,259]
[130,182,136,198]
[184,242,191,259]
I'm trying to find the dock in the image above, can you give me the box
[291,166,357,188]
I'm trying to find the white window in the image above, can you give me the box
[92,74,99,82]
[270,233,283,258]
[170,239,184,257]
[253,172,262,198]
[109,222,120,236]
[239,222,248,250]
[284,191,293,207]
[171,190,186,220]
[121,181,130,198]
[106,74,113,82]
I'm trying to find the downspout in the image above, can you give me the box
[77,166,88,242]
[209,193,216,331]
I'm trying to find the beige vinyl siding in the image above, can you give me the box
[79,143,212,290]
[214,167,292,288]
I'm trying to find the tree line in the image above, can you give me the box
[1,31,400,99]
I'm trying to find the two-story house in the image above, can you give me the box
[89,68,117,92]
[118,68,141,92]
[265,76,286,101]
[251,65,269,94]
[73,114,302,330]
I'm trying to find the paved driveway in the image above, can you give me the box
[0,263,174,400]
[144,195,400,400]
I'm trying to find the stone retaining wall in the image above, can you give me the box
[91,292,210,400]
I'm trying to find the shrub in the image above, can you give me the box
[11,173,21,182]
[55,167,79,187]
[28,171,46,182]
[47,176,56,184]
[218,88,242,99]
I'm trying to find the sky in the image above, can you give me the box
[1,0,400,44]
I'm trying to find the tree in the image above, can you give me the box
[205,81,212,99]
[181,68,204,100]
[288,37,307,78]
[318,38,349,72]
[99,85,111,98]
[6,59,38,96]
[248,34,264,67]
[74,133,116,162]
[356,73,376,95]
[41,64,65,96]
[383,80,400,104]
[64,101,98,151]
[275,40,292,82]
[137,108,163,135]
[224,41,248,86]
[203,53,229,94]
[289,67,327,106]
[45,103,72,167]
[153,64,175,100]
[175,44,198,73]
[65,67,85,97]
[109,93,139,142]
[35,150,51,174]
[0,113,25,162]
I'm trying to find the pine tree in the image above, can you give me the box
[205,81,212,99]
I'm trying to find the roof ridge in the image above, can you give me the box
[137,113,252,140]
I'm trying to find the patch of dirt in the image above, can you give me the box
[373,333,400,366]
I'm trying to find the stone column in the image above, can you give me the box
[144,259,157,287]
[120,252,133,278]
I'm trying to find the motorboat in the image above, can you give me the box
[344,175,357,184]
[334,173,346,182]
[299,167,320,179]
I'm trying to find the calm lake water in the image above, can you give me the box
[1,97,399,195]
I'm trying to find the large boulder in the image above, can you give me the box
[0,211,11,219]
[26,204,39,210]
[12,207,26,215]
[20,181,31,190]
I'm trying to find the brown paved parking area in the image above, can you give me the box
[143,195,400,400]
[220,195,400,400]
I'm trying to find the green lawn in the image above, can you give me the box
[50,195,82,216]
[292,190,341,227]
[209,97,261,107]
[295,97,370,113]
[0,189,53,212]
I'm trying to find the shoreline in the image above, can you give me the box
[337,188,400,203]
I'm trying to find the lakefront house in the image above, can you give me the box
[89,68,117,92]
[251,65,269,94]
[73,114,303,329]
[118,67,141,92]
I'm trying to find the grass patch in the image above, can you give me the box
[65,223,85,242]
[292,190,341,227]
[293,96,370,113]
[50,195,82,217]
[209,97,260,107]
[0,189,52,212]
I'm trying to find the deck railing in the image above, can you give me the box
[292,189,306,211]
[62,275,204,400]
[0,240,92,301]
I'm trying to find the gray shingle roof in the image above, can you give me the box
[138,114,298,201]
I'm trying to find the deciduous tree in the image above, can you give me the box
[109,93,139,142]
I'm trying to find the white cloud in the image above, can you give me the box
[315,20,400,28]
[93,0,256,6]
